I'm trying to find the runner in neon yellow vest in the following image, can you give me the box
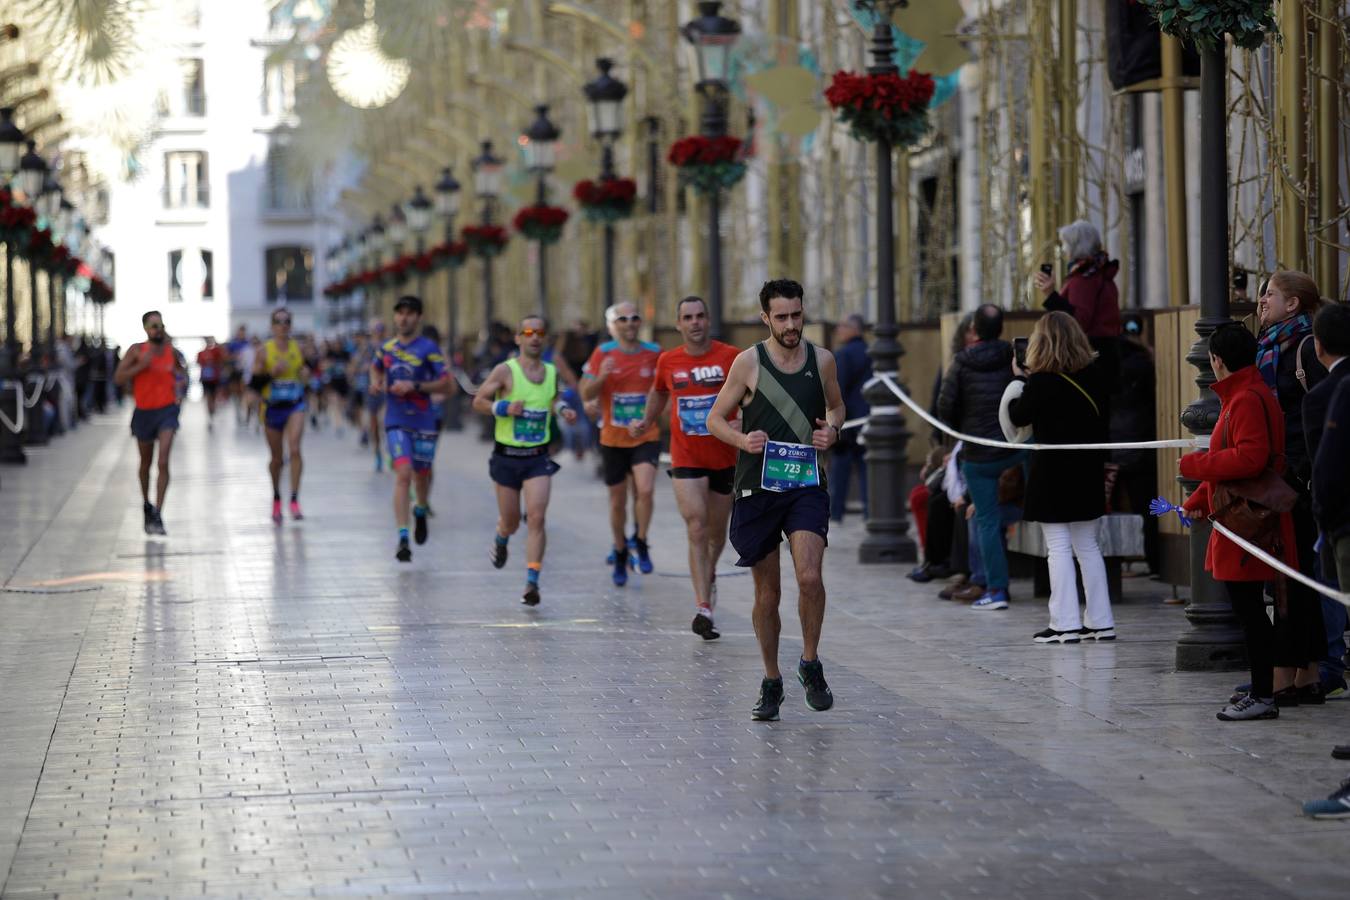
[473,315,578,606]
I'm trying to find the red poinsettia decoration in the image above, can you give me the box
[462,224,510,258]
[667,136,747,196]
[574,178,638,223]
[824,69,935,147]
[429,239,469,269]
[512,204,570,245]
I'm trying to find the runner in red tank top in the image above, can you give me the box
[629,296,739,639]
[114,311,185,535]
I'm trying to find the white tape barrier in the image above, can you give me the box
[0,382,24,435]
[1210,520,1350,609]
[22,376,43,409]
[453,370,483,395]
[844,372,1201,453]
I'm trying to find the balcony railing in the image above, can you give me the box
[162,186,210,210]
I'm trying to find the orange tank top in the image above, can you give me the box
[133,342,178,410]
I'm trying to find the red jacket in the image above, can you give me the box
[1179,366,1297,581]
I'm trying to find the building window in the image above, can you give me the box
[264,139,312,212]
[266,246,313,303]
[163,151,209,208]
[168,249,214,302]
[156,59,206,118]
[263,59,299,116]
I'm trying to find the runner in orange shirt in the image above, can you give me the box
[113,310,186,535]
[581,301,661,586]
[630,296,739,639]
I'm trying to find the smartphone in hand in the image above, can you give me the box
[1013,337,1029,370]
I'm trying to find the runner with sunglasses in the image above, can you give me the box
[629,296,740,639]
[581,302,662,587]
[371,296,452,563]
[474,316,577,605]
[255,309,311,523]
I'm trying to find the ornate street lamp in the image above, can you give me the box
[434,166,461,360]
[0,108,24,177]
[472,140,504,333]
[856,0,917,565]
[16,140,46,200]
[405,184,433,295]
[681,1,740,340]
[584,58,628,311]
[522,104,560,319]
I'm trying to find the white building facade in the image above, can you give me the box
[101,0,330,352]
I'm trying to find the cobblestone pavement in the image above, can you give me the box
[1,402,1346,899]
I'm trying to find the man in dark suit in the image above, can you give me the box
[1306,302,1350,697]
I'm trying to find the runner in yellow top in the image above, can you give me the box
[473,316,577,606]
[254,308,311,523]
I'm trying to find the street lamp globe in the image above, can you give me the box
[0,107,24,178]
[522,105,561,174]
[472,140,504,201]
[434,166,460,220]
[681,1,741,87]
[583,58,628,141]
[387,204,408,248]
[17,140,47,201]
[405,185,433,236]
[36,173,61,222]
[368,214,387,254]
[57,197,75,237]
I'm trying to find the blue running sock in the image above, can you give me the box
[495,533,509,547]
[413,505,427,517]
[398,527,409,542]
[526,565,541,586]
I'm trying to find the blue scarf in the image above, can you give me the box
[1256,313,1312,398]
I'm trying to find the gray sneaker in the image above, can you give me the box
[1216,694,1279,721]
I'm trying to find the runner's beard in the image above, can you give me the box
[770,326,801,348]
[149,334,166,344]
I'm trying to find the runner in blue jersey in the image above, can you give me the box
[370,296,453,562]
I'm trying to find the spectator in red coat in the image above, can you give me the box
[1178,323,1298,722]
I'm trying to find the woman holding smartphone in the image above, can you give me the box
[1007,312,1114,644]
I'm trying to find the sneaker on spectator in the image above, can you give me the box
[1216,694,1278,721]
[971,589,1009,610]
[1319,675,1347,699]
[1079,626,1116,641]
[1302,779,1350,819]
[1033,627,1080,644]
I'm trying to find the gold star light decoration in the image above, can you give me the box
[325,0,410,109]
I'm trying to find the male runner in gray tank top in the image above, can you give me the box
[706,279,846,721]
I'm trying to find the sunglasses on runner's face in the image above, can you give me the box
[272,317,291,326]
[519,327,546,338]
[613,315,640,324]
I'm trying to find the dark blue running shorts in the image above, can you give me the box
[729,486,830,567]
[263,400,305,432]
[489,451,560,490]
[130,404,180,442]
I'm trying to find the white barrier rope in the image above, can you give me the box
[22,375,43,409]
[845,372,1202,452]
[0,382,24,435]
[1209,521,1350,608]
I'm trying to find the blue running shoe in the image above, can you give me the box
[1304,780,1350,818]
[633,535,653,574]
[612,549,628,587]
[971,589,1009,610]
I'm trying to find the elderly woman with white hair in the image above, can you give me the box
[1034,220,1122,347]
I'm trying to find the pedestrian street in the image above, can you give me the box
[1,406,1346,899]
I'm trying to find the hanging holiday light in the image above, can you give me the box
[325,0,410,110]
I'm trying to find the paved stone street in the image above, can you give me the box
[1,403,1346,899]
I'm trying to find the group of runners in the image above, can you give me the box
[118,279,846,721]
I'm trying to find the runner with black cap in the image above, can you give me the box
[706,279,845,721]
[370,295,453,563]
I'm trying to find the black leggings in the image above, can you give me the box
[1226,580,1273,699]
[1275,499,1327,667]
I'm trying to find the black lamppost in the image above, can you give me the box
[434,166,462,429]
[523,105,561,320]
[584,59,628,311]
[0,107,27,464]
[363,213,385,324]
[857,0,917,564]
[1175,41,1243,670]
[682,1,740,341]
[434,166,461,355]
[405,184,433,297]
[17,141,47,367]
[472,140,504,336]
